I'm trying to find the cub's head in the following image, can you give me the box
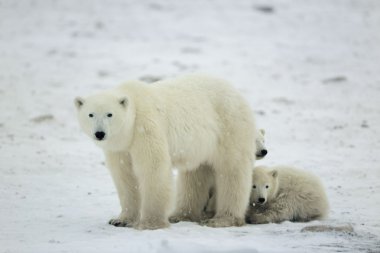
[250,166,278,206]
[255,129,268,160]
[74,92,133,151]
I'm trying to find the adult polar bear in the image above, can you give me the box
[75,75,257,230]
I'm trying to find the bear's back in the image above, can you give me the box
[276,166,325,196]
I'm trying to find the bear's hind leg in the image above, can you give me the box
[202,159,252,227]
[170,165,214,223]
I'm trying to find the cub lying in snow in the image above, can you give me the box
[246,166,329,224]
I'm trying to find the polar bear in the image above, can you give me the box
[74,74,257,229]
[246,166,329,224]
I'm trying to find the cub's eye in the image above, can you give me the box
[107,113,113,118]
[266,185,269,189]
[253,185,256,189]
[89,113,94,118]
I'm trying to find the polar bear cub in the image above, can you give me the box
[255,129,267,160]
[246,166,329,224]
[74,74,257,229]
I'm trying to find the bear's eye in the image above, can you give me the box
[107,113,112,118]
[266,185,269,189]
[253,185,256,189]
[89,113,94,118]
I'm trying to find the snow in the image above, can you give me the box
[1,0,380,252]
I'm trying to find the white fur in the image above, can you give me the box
[75,74,257,229]
[246,166,329,224]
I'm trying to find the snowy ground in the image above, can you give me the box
[1,0,380,252]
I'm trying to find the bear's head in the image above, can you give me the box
[250,166,279,206]
[255,129,268,160]
[74,92,135,151]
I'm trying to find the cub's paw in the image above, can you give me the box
[247,213,271,224]
[134,219,170,230]
[200,216,245,228]
[201,211,215,220]
[169,215,182,223]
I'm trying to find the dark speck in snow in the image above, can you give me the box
[254,5,275,14]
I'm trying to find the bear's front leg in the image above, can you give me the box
[105,152,140,227]
[133,163,172,230]
[131,138,172,230]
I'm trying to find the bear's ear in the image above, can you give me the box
[270,170,278,178]
[74,97,84,109]
[119,97,128,108]
[259,129,265,136]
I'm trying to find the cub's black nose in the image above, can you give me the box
[95,131,105,140]
[258,198,266,203]
[261,149,268,156]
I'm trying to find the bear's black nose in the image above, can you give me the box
[258,197,266,203]
[261,149,268,156]
[95,131,105,140]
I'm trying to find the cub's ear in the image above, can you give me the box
[74,97,84,109]
[270,170,278,178]
[119,97,128,108]
[259,129,265,136]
